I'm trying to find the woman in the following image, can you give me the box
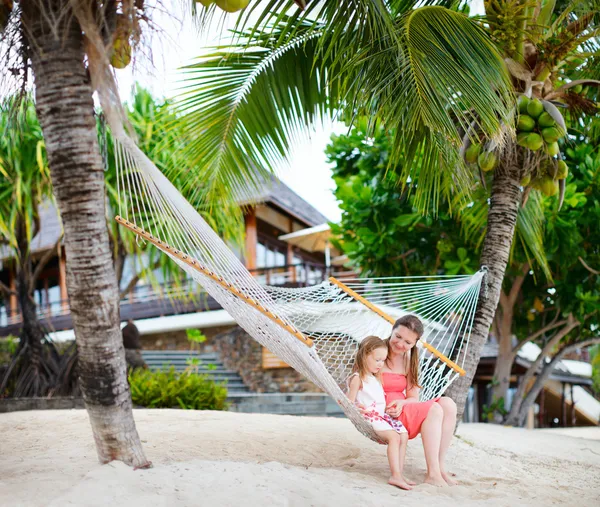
[382,315,458,487]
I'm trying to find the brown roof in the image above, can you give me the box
[238,174,329,226]
[1,177,328,260]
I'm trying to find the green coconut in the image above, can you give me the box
[538,176,559,196]
[520,174,531,186]
[110,37,132,69]
[518,96,530,114]
[478,152,497,172]
[573,84,583,94]
[517,115,536,132]
[196,0,214,5]
[541,127,561,144]
[525,133,544,151]
[537,112,556,129]
[465,143,481,164]
[215,0,249,12]
[527,98,545,118]
[546,141,560,157]
[556,160,568,180]
[517,132,530,148]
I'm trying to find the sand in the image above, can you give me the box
[1,409,599,507]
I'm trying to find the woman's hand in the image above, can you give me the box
[386,400,405,418]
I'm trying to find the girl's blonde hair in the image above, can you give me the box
[352,335,387,382]
[385,315,423,389]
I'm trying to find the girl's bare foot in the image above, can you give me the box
[424,474,448,487]
[405,478,417,486]
[389,475,413,490]
[441,471,458,486]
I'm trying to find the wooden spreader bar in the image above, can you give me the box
[115,216,313,348]
[329,277,466,376]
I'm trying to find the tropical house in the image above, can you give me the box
[0,175,340,351]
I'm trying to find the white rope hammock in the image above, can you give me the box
[101,99,485,442]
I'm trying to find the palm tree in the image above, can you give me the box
[1,0,252,465]
[177,0,599,416]
[0,96,77,397]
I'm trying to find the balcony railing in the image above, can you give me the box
[1,262,355,331]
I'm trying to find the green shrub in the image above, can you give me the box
[128,367,228,410]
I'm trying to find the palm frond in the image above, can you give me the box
[173,17,337,204]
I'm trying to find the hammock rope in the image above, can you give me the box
[100,98,485,442]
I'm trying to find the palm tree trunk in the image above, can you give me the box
[22,0,149,467]
[445,170,522,421]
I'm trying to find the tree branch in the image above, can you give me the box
[119,260,162,300]
[578,256,600,275]
[0,279,17,297]
[512,314,566,355]
[507,262,530,308]
[30,233,63,291]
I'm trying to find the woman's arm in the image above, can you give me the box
[386,386,420,416]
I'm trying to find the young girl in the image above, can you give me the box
[347,335,413,491]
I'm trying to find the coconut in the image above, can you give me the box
[538,176,559,196]
[110,37,132,69]
[517,132,530,148]
[517,115,536,132]
[196,0,214,5]
[215,0,249,12]
[478,152,496,172]
[541,127,561,143]
[525,133,544,151]
[527,98,544,118]
[546,141,560,157]
[556,160,568,179]
[465,143,481,164]
[537,112,556,129]
[518,96,530,114]
[520,174,531,186]
[573,84,583,94]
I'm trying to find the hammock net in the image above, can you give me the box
[101,95,485,442]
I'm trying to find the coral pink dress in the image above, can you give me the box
[382,372,440,440]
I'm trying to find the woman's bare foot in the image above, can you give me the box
[441,471,458,486]
[424,474,448,487]
[389,475,413,490]
[405,477,417,486]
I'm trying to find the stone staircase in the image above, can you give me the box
[140,349,344,417]
[140,350,250,394]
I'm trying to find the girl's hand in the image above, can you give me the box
[354,402,367,415]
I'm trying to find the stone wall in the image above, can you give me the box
[213,326,321,393]
[139,325,235,352]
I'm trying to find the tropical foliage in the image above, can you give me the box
[128,367,228,410]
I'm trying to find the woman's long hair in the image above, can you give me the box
[352,335,387,383]
[385,315,424,389]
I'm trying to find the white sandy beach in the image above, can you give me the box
[1,409,599,507]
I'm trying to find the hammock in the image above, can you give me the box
[102,103,485,442]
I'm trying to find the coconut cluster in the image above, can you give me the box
[463,94,569,198]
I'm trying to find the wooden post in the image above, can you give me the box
[538,388,545,428]
[561,382,566,427]
[570,383,576,427]
[244,207,257,270]
[58,247,68,312]
[526,405,535,430]
[8,266,17,322]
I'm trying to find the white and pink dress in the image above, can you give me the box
[349,373,407,434]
